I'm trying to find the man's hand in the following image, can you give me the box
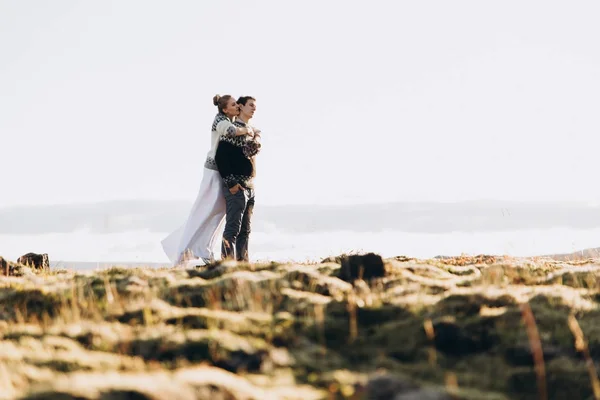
[229,184,244,194]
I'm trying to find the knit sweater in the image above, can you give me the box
[215,118,260,189]
[204,113,238,171]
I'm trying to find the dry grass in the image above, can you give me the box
[0,254,599,399]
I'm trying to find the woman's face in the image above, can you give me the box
[223,98,240,118]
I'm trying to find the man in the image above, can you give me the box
[214,96,261,261]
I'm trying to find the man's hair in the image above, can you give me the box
[237,96,256,106]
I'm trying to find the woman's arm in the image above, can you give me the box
[216,120,252,138]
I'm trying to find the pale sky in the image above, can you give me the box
[2,0,600,208]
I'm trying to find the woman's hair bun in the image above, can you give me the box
[213,95,221,106]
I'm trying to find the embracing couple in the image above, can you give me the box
[161,94,261,266]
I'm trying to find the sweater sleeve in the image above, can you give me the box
[215,120,238,138]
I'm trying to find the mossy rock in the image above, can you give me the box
[283,267,352,297]
[508,357,595,400]
[187,261,281,280]
[122,329,271,373]
[430,294,516,319]
[163,271,281,311]
[546,271,600,289]
[1,289,64,321]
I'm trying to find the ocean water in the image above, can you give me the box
[2,227,600,269]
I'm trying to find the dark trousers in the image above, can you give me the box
[222,185,255,261]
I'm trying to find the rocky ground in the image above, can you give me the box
[1,253,599,400]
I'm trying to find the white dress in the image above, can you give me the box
[161,113,237,265]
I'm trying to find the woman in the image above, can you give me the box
[161,94,254,266]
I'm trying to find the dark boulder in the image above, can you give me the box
[17,252,50,271]
[0,256,8,276]
[0,256,21,276]
[339,253,386,283]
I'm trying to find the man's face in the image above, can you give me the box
[239,100,256,118]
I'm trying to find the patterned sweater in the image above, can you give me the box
[204,113,237,171]
[215,118,261,189]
